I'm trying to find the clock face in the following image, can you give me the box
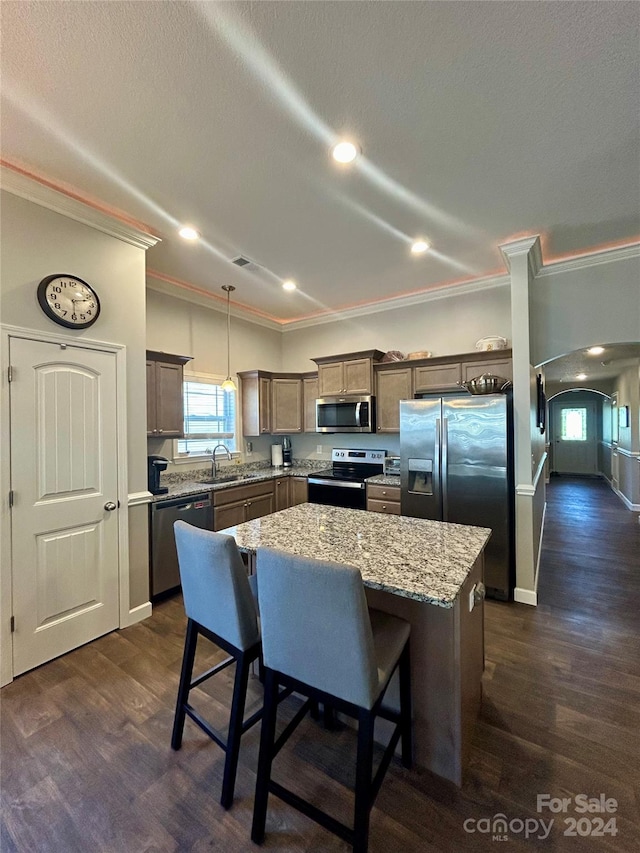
[37,274,101,329]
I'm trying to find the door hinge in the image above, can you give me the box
[7,365,13,383]
[10,616,15,633]
[8,490,14,508]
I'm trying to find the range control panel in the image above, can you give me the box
[331,448,386,464]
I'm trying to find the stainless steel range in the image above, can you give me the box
[308,448,385,509]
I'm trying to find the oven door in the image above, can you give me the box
[307,477,367,509]
[315,396,375,433]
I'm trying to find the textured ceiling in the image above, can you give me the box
[542,343,640,384]
[1,1,639,322]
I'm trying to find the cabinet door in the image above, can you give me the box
[318,362,344,396]
[461,358,512,382]
[274,478,291,511]
[413,362,461,393]
[258,376,271,434]
[155,362,184,436]
[376,367,412,433]
[344,358,373,394]
[214,500,246,531]
[271,378,302,434]
[146,361,157,435]
[367,499,401,515]
[303,376,319,432]
[245,493,274,521]
[290,477,308,506]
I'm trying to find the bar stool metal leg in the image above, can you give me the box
[251,668,279,844]
[221,649,253,809]
[171,619,198,750]
[354,709,375,853]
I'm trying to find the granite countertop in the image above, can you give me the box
[366,474,401,486]
[219,503,491,608]
[152,464,319,502]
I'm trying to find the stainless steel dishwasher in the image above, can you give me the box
[150,493,213,600]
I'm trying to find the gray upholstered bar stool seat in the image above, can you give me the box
[171,521,262,810]
[252,547,412,853]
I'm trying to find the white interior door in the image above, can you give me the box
[552,400,598,474]
[9,337,120,676]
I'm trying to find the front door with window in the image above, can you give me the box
[9,337,120,675]
[552,401,598,475]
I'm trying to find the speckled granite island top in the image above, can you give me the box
[219,503,491,608]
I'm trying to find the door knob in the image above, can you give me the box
[104,501,117,511]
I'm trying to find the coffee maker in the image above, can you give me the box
[282,436,292,468]
[147,455,169,495]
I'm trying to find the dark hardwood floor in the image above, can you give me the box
[2,477,639,851]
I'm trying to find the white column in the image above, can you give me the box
[500,236,544,605]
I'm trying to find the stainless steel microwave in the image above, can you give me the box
[315,395,376,433]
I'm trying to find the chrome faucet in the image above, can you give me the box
[211,443,232,478]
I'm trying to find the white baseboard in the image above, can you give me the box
[514,587,538,606]
[120,601,152,628]
[611,485,640,511]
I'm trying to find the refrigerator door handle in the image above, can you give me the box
[441,416,448,519]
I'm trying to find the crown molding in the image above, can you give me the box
[280,273,510,332]
[0,162,160,250]
[146,276,282,331]
[148,268,509,332]
[499,235,542,277]
[537,241,640,278]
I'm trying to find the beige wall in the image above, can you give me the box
[146,287,282,375]
[282,285,511,370]
[1,191,149,607]
[614,362,639,454]
[530,254,640,365]
[613,362,640,508]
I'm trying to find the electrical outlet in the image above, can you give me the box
[245,441,253,454]
[317,445,323,454]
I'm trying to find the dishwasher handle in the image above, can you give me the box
[152,493,212,512]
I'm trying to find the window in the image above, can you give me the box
[560,407,587,441]
[174,373,238,460]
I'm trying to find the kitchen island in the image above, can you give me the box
[219,502,491,786]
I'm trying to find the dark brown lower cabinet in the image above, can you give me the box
[213,480,274,531]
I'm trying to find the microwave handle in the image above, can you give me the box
[354,401,362,427]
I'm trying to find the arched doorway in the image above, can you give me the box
[547,388,609,477]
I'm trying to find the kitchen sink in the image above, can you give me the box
[200,473,263,486]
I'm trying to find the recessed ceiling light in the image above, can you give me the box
[179,226,199,241]
[576,373,587,380]
[282,280,297,291]
[587,346,604,355]
[331,140,359,164]
[410,240,431,255]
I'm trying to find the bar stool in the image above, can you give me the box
[171,521,262,810]
[251,547,412,853]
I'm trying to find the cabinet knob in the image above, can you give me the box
[382,504,387,510]
[158,429,163,433]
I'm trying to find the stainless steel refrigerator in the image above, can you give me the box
[400,394,514,600]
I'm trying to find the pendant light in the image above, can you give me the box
[220,285,237,392]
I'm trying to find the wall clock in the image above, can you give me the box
[37,274,101,329]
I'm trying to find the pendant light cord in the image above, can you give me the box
[221,285,236,392]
